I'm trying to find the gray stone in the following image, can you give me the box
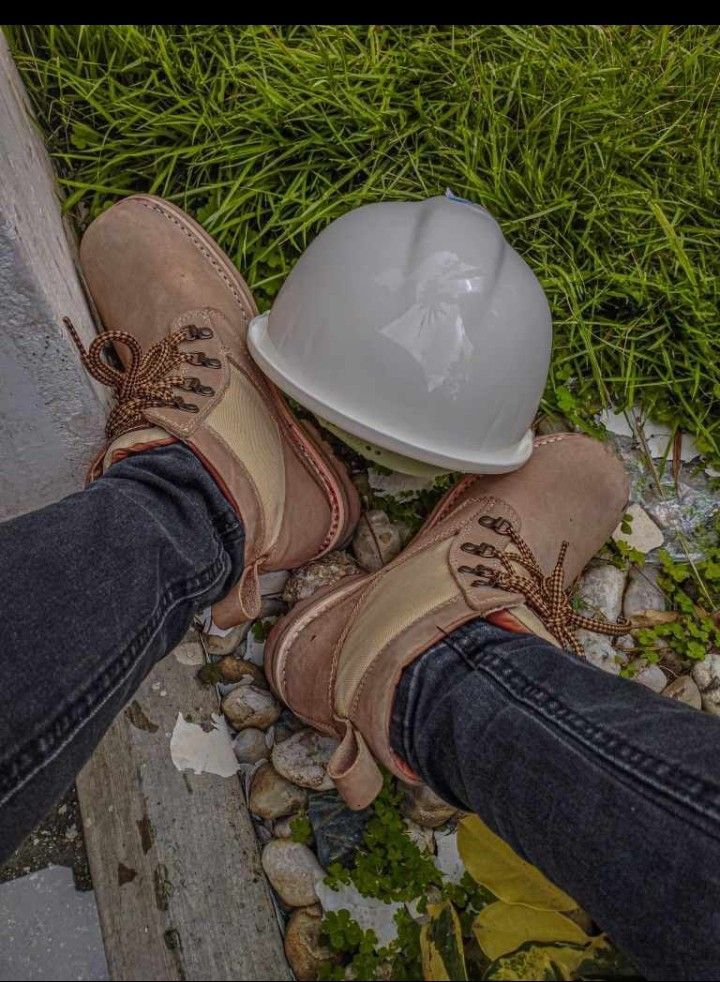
[692,654,720,715]
[249,763,307,819]
[535,413,573,436]
[576,631,622,675]
[221,684,281,730]
[603,423,716,563]
[352,510,404,572]
[284,905,335,982]
[233,727,271,765]
[623,566,666,619]
[662,675,702,710]
[630,661,667,693]
[308,792,371,868]
[217,656,265,685]
[271,729,338,791]
[274,710,307,744]
[658,646,689,677]
[202,624,249,656]
[283,551,361,606]
[576,564,626,622]
[261,840,323,907]
[273,815,303,840]
[399,783,458,829]
[198,655,265,687]
[612,503,664,555]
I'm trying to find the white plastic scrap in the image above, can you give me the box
[644,426,700,463]
[169,712,239,778]
[611,502,665,554]
[195,606,236,638]
[597,408,700,462]
[597,408,635,439]
[315,878,402,946]
[244,631,266,667]
[434,830,465,884]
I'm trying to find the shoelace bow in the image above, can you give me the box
[64,318,219,440]
[460,518,631,657]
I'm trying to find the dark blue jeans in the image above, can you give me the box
[0,445,245,864]
[1,445,718,979]
[392,623,720,981]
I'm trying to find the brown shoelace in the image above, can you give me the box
[459,516,631,657]
[64,319,220,440]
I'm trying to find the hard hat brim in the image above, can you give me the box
[248,314,534,475]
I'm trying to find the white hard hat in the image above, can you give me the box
[248,192,551,474]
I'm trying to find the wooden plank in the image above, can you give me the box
[0,35,110,521]
[77,641,290,981]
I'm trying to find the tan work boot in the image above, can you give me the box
[265,433,630,809]
[70,194,360,627]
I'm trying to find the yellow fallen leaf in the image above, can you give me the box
[420,900,468,981]
[473,901,589,960]
[457,815,576,911]
[483,940,589,980]
[484,934,636,981]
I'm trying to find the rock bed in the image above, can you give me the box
[194,508,465,978]
[193,420,719,979]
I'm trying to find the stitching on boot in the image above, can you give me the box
[349,595,460,717]
[135,199,250,316]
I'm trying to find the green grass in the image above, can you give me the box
[7,25,720,462]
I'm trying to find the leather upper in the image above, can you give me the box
[79,195,360,626]
[265,433,630,809]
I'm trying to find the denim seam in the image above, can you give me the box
[397,656,423,769]
[470,647,720,831]
[0,546,230,806]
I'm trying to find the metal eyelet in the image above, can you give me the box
[461,541,497,557]
[459,563,496,585]
[173,397,199,413]
[185,352,222,369]
[478,515,513,535]
[176,377,215,397]
[184,324,214,341]
[473,565,496,585]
